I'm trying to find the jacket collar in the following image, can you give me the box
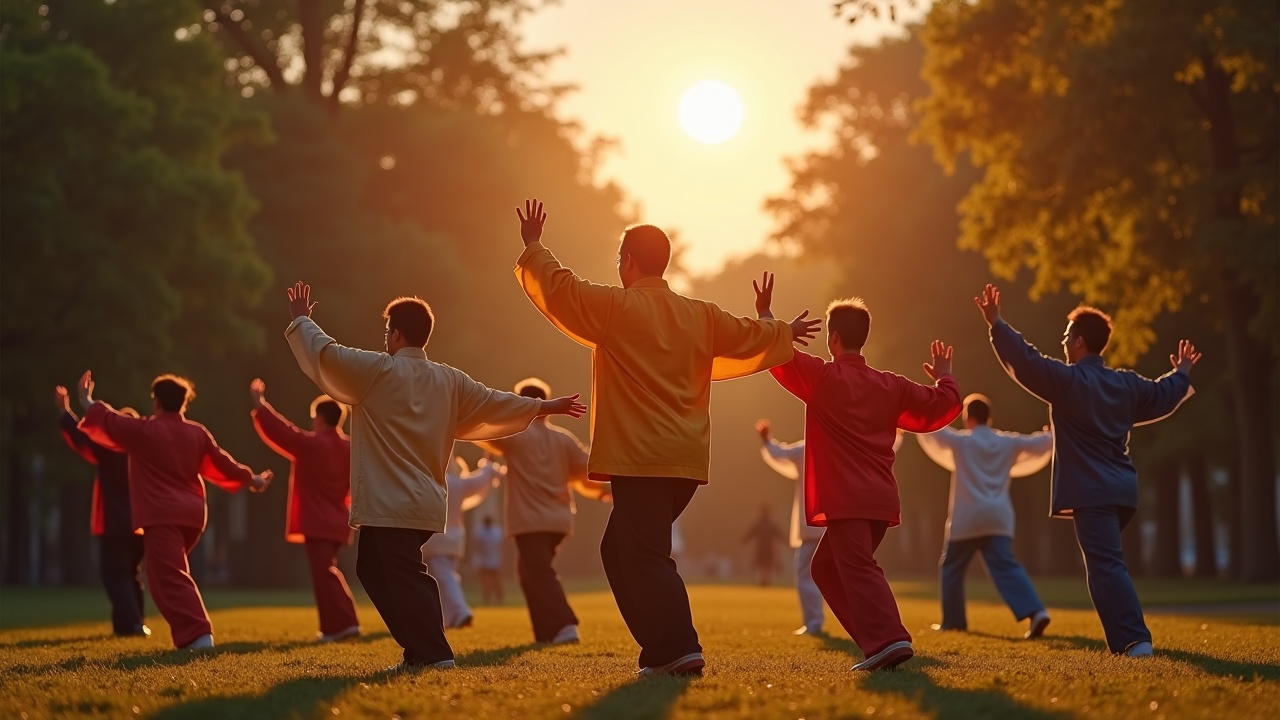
[394,347,428,360]
[1077,354,1106,368]
[629,276,670,291]
[834,352,867,366]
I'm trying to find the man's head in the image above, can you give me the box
[963,393,991,429]
[826,298,871,356]
[1062,306,1112,363]
[383,297,434,353]
[515,377,550,400]
[310,395,346,432]
[151,375,194,414]
[617,224,671,288]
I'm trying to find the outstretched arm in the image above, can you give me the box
[757,421,804,480]
[75,372,144,453]
[284,283,385,406]
[55,386,98,464]
[249,379,306,459]
[898,341,963,433]
[916,429,959,473]
[199,429,273,494]
[1133,340,1199,426]
[1009,429,1054,477]
[979,285,1072,404]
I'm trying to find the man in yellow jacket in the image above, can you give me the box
[513,199,821,676]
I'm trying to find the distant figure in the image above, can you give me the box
[249,378,360,643]
[765,294,961,672]
[976,284,1198,658]
[472,516,506,605]
[915,393,1054,638]
[473,377,611,645]
[283,282,585,672]
[513,199,819,676]
[420,456,504,628]
[54,385,148,638]
[741,505,785,587]
[75,372,273,650]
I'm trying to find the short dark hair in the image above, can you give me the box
[964,394,991,425]
[515,377,550,400]
[152,375,194,413]
[619,224,672,276]
[384,297,434,347]
[827,298,871,350]
[311,396,345,428]
[1067,306,1113,354]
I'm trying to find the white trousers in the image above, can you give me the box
[425,555,472,628]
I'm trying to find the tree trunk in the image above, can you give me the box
[1149,460,1183,577]
[3,445,29,584]
[298,0,326,101]
[1225,453,1244,579]
[1186,453,1218,577]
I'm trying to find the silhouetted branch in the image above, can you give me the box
[330,0,368,112]
[211,9,288,90]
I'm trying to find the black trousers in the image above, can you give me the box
[99,534,146,635]
[600,477,702,669]
[356,526,452,665]
[515,532,578,642]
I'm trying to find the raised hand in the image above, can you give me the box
[287,281,317,320]
[1171,339,1202,375]
[753,272,775,318]
[250,469,274,493]
[923,340,954,379]
[77,370,95,409]
[249,378,266,407]
[516,198,547,246]
[789,310,822,346]
[974,283,1001,327]
[541,393,588,418]
[54,386,71,413]
[755,419,771,442]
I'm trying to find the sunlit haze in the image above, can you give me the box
[679,81,745,144]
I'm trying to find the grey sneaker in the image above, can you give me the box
[851,641,913,671]
[551,624,580,645]
[318,626,361,643]
[1025,611,1051,639]
[637,652,705,677]
[1125,641,1154,658]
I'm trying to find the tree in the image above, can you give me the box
[915,0,1279,581]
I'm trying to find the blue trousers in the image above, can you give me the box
[795,538,824,632]
[1072,505,1151,653]
[939,534,1044,630]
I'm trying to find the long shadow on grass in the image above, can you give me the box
[573,675,693,720]
[147,673,369,720]
[455,642,540,668]
[1045,634,1280,681]
[111,641,316,671]
[860,663,1073,720]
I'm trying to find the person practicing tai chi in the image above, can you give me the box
[471,515,506,605]
[249,378,360,643]
[975,284,1199,658]
[764,294,962,672]
[54,385,149,638]
[420,455,505,630]
[513,199,820,677]
[915,393,1054,638]
[472,377,611,646]
[76,372,273,650]
[283,281,586,672]
[741,505,785,587]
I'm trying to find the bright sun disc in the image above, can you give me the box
[679,81,744,144]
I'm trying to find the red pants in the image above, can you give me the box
[142,524,212,648]
[811,518,911,657]
[304,539,360,635]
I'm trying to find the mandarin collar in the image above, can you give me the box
[629,276,670,291]
[394,347,428,360]
[834,352,867,366]
[1077,354,1106,367]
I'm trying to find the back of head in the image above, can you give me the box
[1067,306,1113,354]
[119,407,140,419]
[619,224,672,277]
[384,297,435,347]
[152,375,194,413]
[963,394,991,425]
[515,377,550,400]
[311,395,346,429]
[826,298,871,351]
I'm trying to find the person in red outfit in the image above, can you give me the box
[76,371,273,650]
[759,282,962,672]
[249,378,360,643]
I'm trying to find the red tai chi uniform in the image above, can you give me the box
[770,351,961,657]
[79,402,254,648]
[251,402,359,636]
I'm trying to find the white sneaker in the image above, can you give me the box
[550,624,580,645]
[318,626,361,643]
[636,652,705,677]
[1025,611,1051,639]
[851,641,913,671]
[793,624,824,636]
[1126,641,1154,658]
[183,634,214,651]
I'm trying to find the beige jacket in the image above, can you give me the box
[286,317,540,532]
[475,420,604,537]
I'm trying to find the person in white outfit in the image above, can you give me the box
[421,456,505,629]
[471,515,506,604]
[915,393,1054,638]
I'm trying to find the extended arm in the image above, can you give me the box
[1133,340,1199,426]
[200,430,272,494]
[283,284,385,406]
[916,428,959,473]
[1009,430,1054,477]
[249,379,306,459]
[75,372,144,453]
[55,387,98,464]
[898,342,963,433]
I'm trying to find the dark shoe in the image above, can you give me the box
[637,652,705,677]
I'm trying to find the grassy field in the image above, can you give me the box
[1,580,1277,719]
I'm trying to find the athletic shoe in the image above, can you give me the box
[793,624,824,636]
[930,623,965,632]
[182,634,214,651]
[1025,611,1051,639]
[551,624,580,645]
[385,659,456,674]
[637,652,705,677]
[117,625,151,638]
[318,626,361,643]
[1125,641,1154,658]
[851,641,913,671]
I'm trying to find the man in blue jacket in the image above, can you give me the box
[975,284,1200,657]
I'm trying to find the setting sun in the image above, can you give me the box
[678,80,744,144]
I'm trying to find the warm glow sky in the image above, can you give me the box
[521,0,924,275]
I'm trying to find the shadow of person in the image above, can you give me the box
[454,642,540,669]
[574,674,694,720]
[1041,633,1280,681]
[111,640,314,672]
[0,633,119,651]
[860,662,1074,720]
[146,673,370,720]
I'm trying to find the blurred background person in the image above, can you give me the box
[421,456,504,629]
[472,515,506,605]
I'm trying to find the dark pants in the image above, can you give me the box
[99,534,146,635]
[600,477,702,669]
[515,532,578,642]
[1073,505,1151,653]
[305,539,360,636]
[811,518,911,658]
[939,534,1044,630]
[356,526,451,665]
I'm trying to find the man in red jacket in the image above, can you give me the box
[77,371,273,650]
[250,378,360,643]
[761,284,962,671]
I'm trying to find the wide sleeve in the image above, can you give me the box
[768,350,827,403]
[469,437,508,456]
[250,402,306,460]
[78,402,145,453]
[1009,431,1054,477]
[1131,369,1195,427]
[453,370,542,442]
[916,428,959,473]
[198,428,253,493]
[897,374,962,433]
[760,438,802,481]
[59,411,99,465]
[457,464,498,512]
[710,307,794,381]
[285,317,386,406]
[990,319,1074,404]
[514,242,618,349]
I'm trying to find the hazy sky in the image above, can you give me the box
[521,0,923,275]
